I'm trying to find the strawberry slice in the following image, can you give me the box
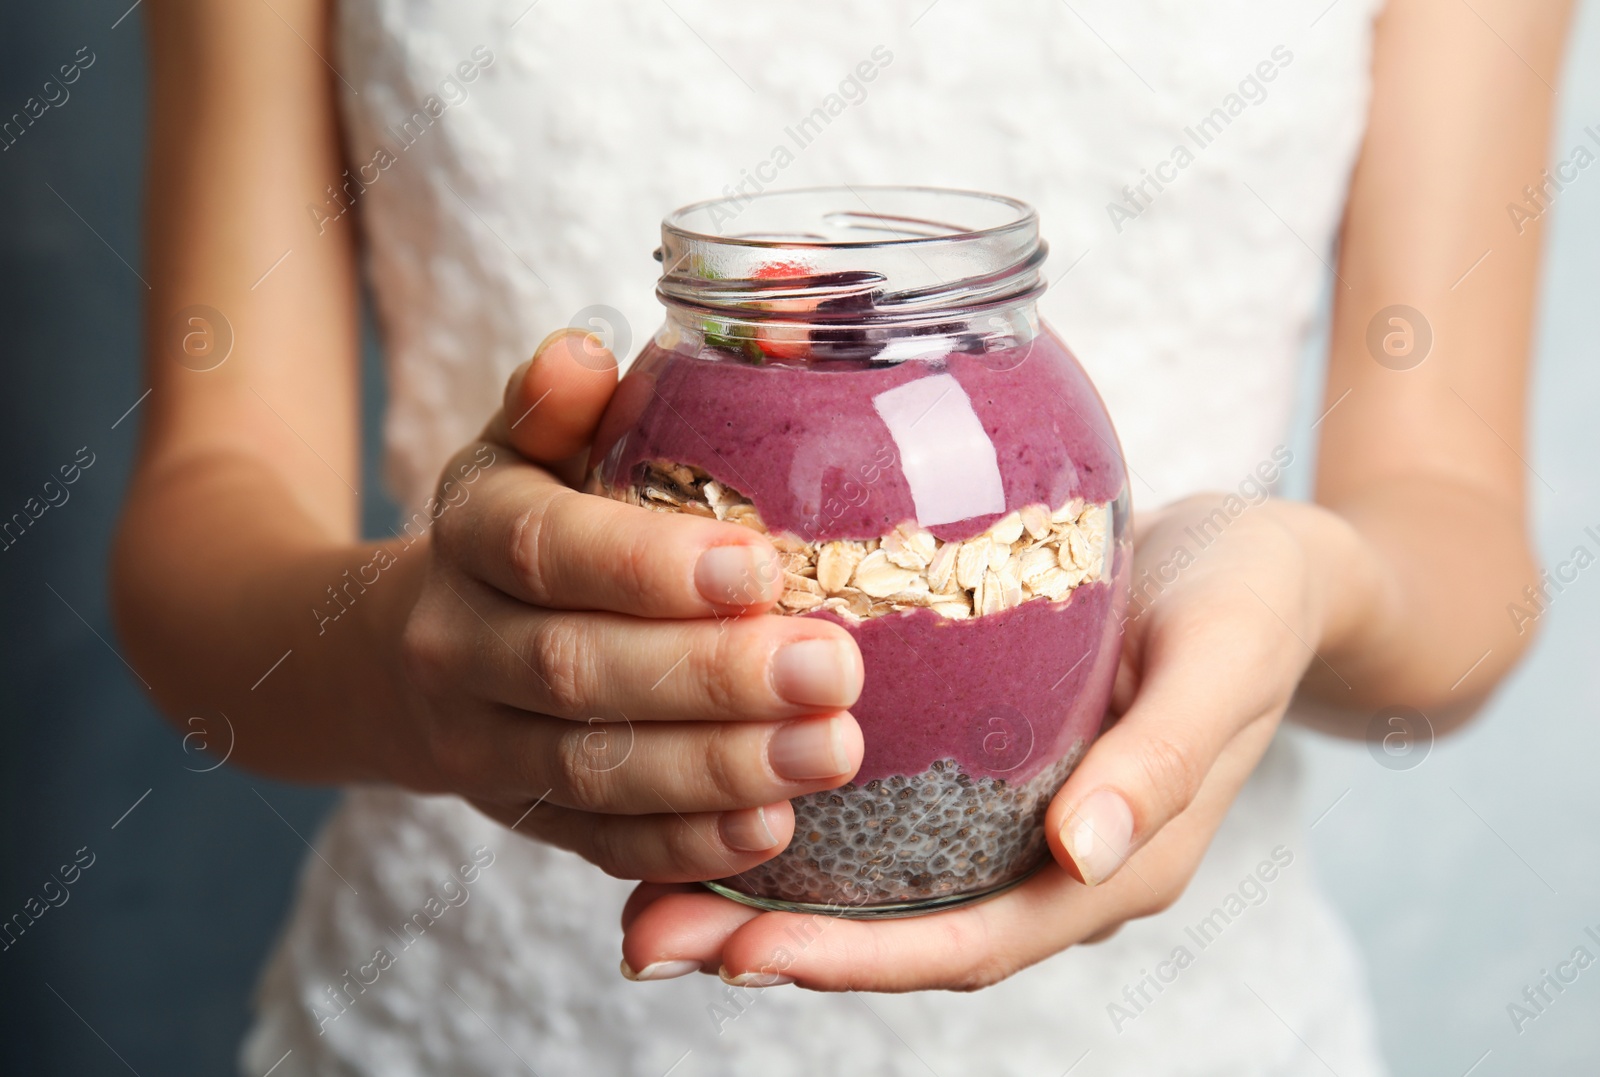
[751,259,817,361]
[751,260,810,281]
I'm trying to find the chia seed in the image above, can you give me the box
[723,741,1086,908]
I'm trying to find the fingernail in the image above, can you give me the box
[533,327,590,359]
[768,716,848,781]
[696,545,780,607]
[1061,789,1134,886]
[720,806,778,852]
[620,958,702,982]
[771,638,861,708]
[719,966,795,988]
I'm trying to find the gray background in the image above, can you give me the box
[0,1,1594,1074]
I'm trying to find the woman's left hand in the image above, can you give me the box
[617,495,1366,990]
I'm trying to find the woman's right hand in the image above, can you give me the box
[392,331,865,884]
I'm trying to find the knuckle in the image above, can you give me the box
[398,610,451,697]
[939,920,1010,992]
[698,723,755,805]
[583,819,630,879]
[507,499,552,602]
[657,819,710,880]
[552,725,615,811]
[526,616,588,716]
[696,629,753,718]
[940,928,1004,985]
[611,520,657,608]
[1136,731,1203,818]
[951,959,1011,993]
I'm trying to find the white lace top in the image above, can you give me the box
[242,2,1390,1073]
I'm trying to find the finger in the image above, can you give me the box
[623,718,1269,992]
[446,705,864,814]
[620,886,762,981]
[420,575,864,721]
[486,329,619,465]
[474,796,796,884]
[624,867,1098,992]
[621,882,700,933]
[1045,605,1289,887]
[432,444,784,617]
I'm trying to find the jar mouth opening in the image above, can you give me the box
[656,186,1047,342]
[661,185,1038,250]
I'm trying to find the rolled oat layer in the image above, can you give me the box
[602,459,1112,620]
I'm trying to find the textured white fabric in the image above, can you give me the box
[242,1,1391,1073]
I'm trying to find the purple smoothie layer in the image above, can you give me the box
[821,563,1125,785]
[592,333,1123,544]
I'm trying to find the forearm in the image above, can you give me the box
[111,448,426,785]
[1290,0,1570,731]
[119,0,405,782]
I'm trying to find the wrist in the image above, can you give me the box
[339,536,433,786]
[227,536,432,786]
[1263,498,1399,689]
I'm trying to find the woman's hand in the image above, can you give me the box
[391,332,868,883]
[617,495,1376,988]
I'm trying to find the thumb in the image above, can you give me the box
[486,328,619,465]
[1043,621,1275,887]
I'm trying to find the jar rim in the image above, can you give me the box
[655,186,1048,349]
[660,184,1039,251]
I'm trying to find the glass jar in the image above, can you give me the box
[589,186,1131,918]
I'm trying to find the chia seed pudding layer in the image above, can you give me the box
[729,743,1086,909]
